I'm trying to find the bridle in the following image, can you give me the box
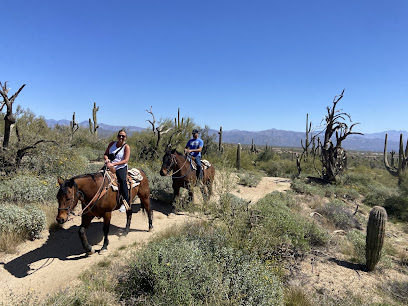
[163,152,193,179]
[58,167,110,219]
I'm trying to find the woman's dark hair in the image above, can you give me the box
[117,129,127,136]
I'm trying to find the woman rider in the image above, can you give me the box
[104,129,130,212]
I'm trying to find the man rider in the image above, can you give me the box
[184,129,204,182]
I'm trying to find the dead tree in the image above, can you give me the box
[0,82,26,149]
[146,106,156,135]
[298,90,363,182]
[318,90,363,182]
[301,113,312,158]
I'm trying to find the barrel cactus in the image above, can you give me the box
[365,206,387,271]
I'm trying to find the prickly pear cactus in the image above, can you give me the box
[365,206,387,271]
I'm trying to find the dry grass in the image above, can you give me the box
[0,230,25,253]
[284,286,312,306]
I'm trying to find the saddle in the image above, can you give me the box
[107,167,143,191]
[187,156,212,170]
[103,168,144,210]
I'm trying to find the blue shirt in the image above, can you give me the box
[186,138,204,157]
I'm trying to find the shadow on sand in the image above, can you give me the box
[329,257,366,271]
[1,200,174,279]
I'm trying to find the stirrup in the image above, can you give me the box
[122,199,131,211]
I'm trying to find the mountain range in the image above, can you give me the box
[45,119,407,153]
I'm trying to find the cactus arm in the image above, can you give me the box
[383,134,398,177]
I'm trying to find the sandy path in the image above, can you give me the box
[0,199,192,303]
[231,177,291,203]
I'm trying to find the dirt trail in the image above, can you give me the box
[0,176,291,303]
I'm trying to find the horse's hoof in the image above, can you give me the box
[99,248,108,255]
[86,248,95,256]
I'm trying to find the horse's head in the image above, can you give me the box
[56,177,83,224]
[160,147,177,176]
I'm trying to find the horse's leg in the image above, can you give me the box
[140,194,153,231]
[173,185,180,202]
[78,214,95,255]
[100,211,111,253]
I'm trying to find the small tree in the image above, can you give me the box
[0,81,26,149]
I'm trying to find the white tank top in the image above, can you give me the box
[109,141,127,170]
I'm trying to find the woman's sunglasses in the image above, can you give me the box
[118,135,126,138]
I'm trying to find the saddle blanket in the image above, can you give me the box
[189,158,211,170]
[107,168,143,191]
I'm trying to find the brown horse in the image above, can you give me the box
[160,148,215,201]
[56,169,153,255]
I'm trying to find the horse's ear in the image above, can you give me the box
[57,177,64,186]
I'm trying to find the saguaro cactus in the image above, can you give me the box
[366,206,387,271]
[301,113,312,157]
[89,102,99,138]
[70,112,79,139]
[384,134,408,185]
[236,143,241,170]
[218,126,223,152]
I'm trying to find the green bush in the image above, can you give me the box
[347,229,366,264]
[0,204,46,241]
[290,179,325,197]
[237,170,262,187]
[117,229,283,305]
[318,199,361,230]
[0,174,56,203]
[251,192,329,257]
[142,167,174,204]
[259,159,297,178]
[383,195,408,221]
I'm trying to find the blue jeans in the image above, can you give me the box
[116,166,129,203]
[195,155,202,180]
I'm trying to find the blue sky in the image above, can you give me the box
[1,0,407,133]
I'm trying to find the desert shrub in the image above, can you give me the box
[383,195,408,221]
[0,174,56,203]
[382,280,408,304]
[346,229,366,264]
[290,179,325,197]
[362,184,396,207]
[318,199,361,230]
[237,170,262,187]
[75,146,103,162]
[260,158,297,178]
[117,229,283,305]
[250,192,329,258]
[255,149,276,162]
[0,204,46,243]
[142,167,174,204]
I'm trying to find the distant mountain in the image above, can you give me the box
[45,119,406,153]
[45,119,145,138]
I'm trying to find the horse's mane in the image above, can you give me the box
[59,172,103,194]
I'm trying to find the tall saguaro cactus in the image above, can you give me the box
[89,102,99,138]
[218,126,223,152]
[236,143,241,170]
[301,113,312,157]
[0,81,26,149]
[70,112,79,140]
[366,206,387,271]
[384,134,408,185]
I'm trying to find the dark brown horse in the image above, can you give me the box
[56,169,153,255]
[160,148,215,201]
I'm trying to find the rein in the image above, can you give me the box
[168,154,194,179]
[62,167,111,221]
